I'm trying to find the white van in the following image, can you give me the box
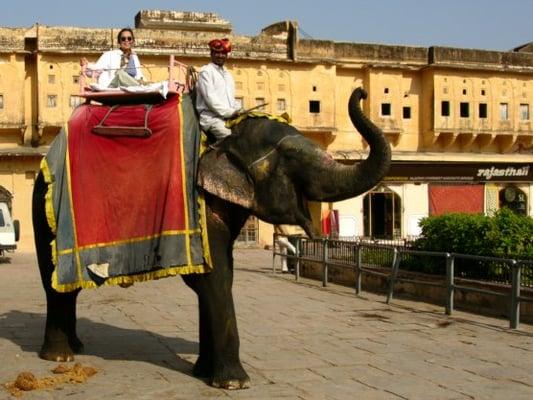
[0,202,19,255]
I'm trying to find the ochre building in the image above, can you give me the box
[0,10,531,250]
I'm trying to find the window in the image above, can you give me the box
[47,95,57,108]
[402,106,411,119]
[309,100,320,113]
[277,98,286,112]
[460,102,469,118]
[0,94,3,109]
[255,97,266,111]
[479,103,488,119]
[312,86,317,92]
[499,186,527,216]
[500,103,509,120]
[384,88,389,94]
[72,75,79,84]
[462,89,467,95]
[441,101,450,116]
[0,210,4,227]
[381,103,391,116]
[69,95,82,108]
[481,89,486,96]
[234,97,243,109]
[520,104,529,121]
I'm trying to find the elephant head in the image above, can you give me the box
[197,88,391,237]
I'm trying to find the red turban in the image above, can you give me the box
[208,38,232,54]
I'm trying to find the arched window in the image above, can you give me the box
[499,186,527,216]
[363,186,402,239]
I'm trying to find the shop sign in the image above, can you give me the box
[386,163,532,183]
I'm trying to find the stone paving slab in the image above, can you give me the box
[0,249,532,399]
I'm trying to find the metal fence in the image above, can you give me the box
[272,234,533,329]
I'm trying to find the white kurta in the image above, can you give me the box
[87,49,144,88]
[195,62,239,138]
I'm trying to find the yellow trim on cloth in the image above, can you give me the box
[225,111,291,129]
[40,158,57,235]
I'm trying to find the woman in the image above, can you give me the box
[80,27,144,88]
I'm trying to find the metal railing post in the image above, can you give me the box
[295,236,301,282]
[445,253,454,315]
[272,233,276,273]
[355,245,362,295]
[322,237,328,287]
[510,260,520,329]
[386,248,400,304]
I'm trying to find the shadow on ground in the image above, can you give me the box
[0,310,198,375]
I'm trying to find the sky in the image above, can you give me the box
[1,0,532,52]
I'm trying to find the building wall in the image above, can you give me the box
[0,12,531,251]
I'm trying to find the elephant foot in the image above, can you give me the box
[193,357,213,378]
[211,364,250,390]
[39,340,75,362]
[69,336,85,354]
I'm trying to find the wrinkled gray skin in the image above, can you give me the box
[33,88,391,389]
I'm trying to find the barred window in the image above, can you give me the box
[47,95,57,108]
[500,103,509,120]
[255,97,266,111]
[520,104,529,121]
[69,95,83,108]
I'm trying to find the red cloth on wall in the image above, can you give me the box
[429,184,484,216]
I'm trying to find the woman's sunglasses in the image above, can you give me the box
[120,36,133,42]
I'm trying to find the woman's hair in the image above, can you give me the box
[117,28,134,43]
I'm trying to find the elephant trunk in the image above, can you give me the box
[298,88,391,202]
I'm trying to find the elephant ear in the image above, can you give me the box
[197,149,254,209]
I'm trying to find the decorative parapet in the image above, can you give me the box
[34,25,292,61]
[0,28,26,53]
[429,46,533,72]
[37,26,113,52]
[297,40,428,67]
[15,14,533,72]
[134,10,232,33]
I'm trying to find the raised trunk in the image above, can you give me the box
[300,88,391,202]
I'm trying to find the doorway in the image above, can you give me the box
[363,187,401,239]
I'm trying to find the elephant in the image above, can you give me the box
[32,87,391,389]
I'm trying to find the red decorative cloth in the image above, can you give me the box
[68,97,186,245]
[41,94,211,292]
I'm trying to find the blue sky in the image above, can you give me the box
[2,0,532,51]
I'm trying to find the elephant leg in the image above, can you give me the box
[41,289,82,361]
[190,296,214,378]
[184,271,250,389]
[33,173,83,361]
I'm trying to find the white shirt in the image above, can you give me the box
[87,49,144,88]
[196,62,239,130]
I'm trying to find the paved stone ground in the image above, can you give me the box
[0,249,532,399]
